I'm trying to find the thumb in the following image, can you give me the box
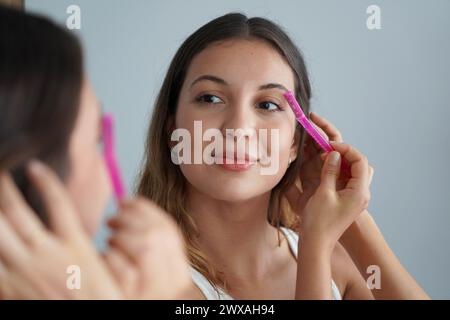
[320,151,341,190]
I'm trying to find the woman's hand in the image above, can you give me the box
[300,142,372,253]
[286,112,374,226]
[0,160,193,300]
[295,142,372,299]
[0,161,122,299]
[105,198,192,299]
[286,113,345,215]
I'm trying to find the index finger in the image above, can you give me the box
[329,142,369,191]
[310,112,343,142]
[26,160,84,240]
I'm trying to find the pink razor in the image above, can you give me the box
[102,113,126,202]
[283,91,351,178]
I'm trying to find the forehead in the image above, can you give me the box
[185,38,296,91]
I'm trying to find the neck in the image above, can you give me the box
[187,185,284,281]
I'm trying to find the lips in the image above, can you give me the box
[212,151,257,172]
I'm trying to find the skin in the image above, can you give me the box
[65,80,110,235]
[0,79,192,299]
[175,38,428,299]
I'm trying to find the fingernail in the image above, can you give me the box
[328,151,340,166]
[28,160,45,175]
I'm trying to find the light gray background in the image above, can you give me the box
[25,0,450,299]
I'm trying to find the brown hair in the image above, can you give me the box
[0,5,83,223]
[137,12,311,289]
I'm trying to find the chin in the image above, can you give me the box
[183,166,285,202]
[194,180,272,203]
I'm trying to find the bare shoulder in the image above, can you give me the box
[331,242,374,300]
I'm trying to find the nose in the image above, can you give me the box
[221,100,256,142]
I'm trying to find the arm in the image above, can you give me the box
[340,210,429,300]
[295,238,334,300]
[295,142,371,300]
[296,238,376,300]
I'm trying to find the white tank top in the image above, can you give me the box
[190,227,342,300]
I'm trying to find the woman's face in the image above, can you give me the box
[175,39,299,202]
[66,79,111,235]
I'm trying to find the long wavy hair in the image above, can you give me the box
[137,12,311,290]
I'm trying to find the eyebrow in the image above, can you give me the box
[190,75,227,88]
[257,83,288,92]
[190,74,288,92]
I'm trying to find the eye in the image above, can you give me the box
[195,94,224,105]
[257,101,281,112]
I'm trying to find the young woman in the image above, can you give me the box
[137,13,429,299]
[0,6,191,299]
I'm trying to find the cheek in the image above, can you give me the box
[67,146,111,235]
[175,103,218,133]
[263,121,295,166]
[175,101,193,129]
[277,129,295,164]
